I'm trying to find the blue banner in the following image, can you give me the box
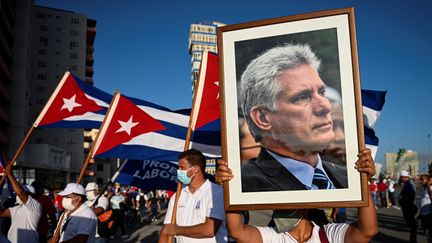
[114,160,178,191]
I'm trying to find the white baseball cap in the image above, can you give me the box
[22,184,35,194]
[85,182,99,191]
[58,183,85,196]
[400,170,410,177]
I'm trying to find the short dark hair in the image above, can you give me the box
[179,149,206,173]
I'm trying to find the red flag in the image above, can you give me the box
[191,51,220,130]
[92,93,166,156]
[34,72,103,126]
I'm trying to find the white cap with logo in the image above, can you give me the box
[58,183,86,196]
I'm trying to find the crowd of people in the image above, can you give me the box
[0,42,426,243]
[0,162,170,243]
[369,176,397,209]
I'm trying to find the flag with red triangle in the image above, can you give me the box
[92,93,166,157]
[190,51,220,130]
[34,71,112,128]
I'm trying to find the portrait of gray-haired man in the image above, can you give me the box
[239,43,347,192]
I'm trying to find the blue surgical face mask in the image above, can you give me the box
[177,167,195,185]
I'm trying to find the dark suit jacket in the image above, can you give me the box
[241,149,348,192]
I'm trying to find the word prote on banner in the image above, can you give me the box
[114,160,178,191]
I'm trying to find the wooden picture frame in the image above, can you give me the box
[217,7,367,210]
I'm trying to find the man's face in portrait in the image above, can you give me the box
[265,64,335,152]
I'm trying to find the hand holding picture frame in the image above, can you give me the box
[217,7,367,210]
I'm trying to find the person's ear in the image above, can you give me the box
[249,106,272,131]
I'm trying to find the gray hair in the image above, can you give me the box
[240,43,321,141]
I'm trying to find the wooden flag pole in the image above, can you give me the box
[167,51,209,243]
[76,91,120,184]
[0,125,36,186]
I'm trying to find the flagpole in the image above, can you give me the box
[76,91,120,184]
[0,72,73,186]
[0,125,37,186]
[167,51,209,243]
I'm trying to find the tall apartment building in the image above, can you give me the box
[188,21,224,92]
[0,0,16,153]
[8,2,96,188]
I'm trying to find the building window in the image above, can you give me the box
[56,39,61,43]
[35,137,44,143]
[37,74,47,80]
[38,49,47,55]
[70,30,79,36]
[69,53,78,59]
[70,41,78,48]
[36,99,45,105]
[36,12,46,19]
[40,25,48,31]
[71,18,80,24]
[39,37,48,46]
[69,65,78,71]
[37,61,47,68]
[97,164,104,171]
[36,86,46,92]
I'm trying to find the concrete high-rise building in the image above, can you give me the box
[7,2,97,187]
[385,149,419,178]
[188,21,224,92]
[0,0,16,153]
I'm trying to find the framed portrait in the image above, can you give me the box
[217,7,367,210]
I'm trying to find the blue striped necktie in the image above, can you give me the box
[312,168,334,189]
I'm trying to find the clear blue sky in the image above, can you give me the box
[36,0,432,168]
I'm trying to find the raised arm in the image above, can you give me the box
[215,159,263,243]
[345,149,378,243]
[5,163,29,204]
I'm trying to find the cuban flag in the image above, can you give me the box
[90,93,221,161]
[33,71,221,160]
[34,71,112,128]
[188,51,221,156]
[362,89,387,159]
[190,51,220,131]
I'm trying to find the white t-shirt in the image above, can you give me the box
[257,222,349,243]
[164,180,228,243]
[8,196,42,243]
[58,204,97,243]
[85,195,109,238]
[85,195,109,211]
[110,194,125,209]
[388,180,396,193]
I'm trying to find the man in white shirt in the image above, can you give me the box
[50,183,97,243]
[85,182,109,243]
[0,163,42,243]
[159,149,228,243]
[216,149,378,243]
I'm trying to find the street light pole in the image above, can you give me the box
[428,133,431,163]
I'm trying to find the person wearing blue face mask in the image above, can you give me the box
[159,149,228,243]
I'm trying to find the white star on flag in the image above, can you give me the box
[214,81,219,99]
[116,116,139,136]
[61,94,82,112]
